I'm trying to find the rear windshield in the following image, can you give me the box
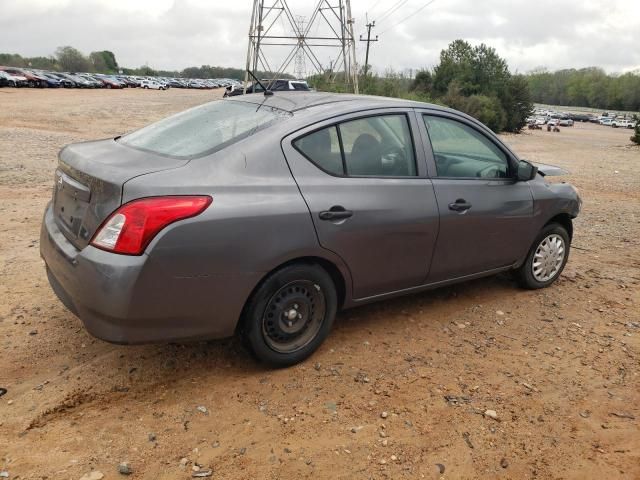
[118,100,291,158]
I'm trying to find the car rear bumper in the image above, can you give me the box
[40,203,249,344]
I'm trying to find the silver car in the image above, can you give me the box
[41,93,581,366]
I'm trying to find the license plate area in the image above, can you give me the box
[53,170,91,238]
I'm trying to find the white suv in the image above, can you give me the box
[140,80,166,90]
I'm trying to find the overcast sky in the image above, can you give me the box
[2,0,639,75]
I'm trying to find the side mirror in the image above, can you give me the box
[516,160,538,181]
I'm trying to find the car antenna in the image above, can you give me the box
[247,70,273,96]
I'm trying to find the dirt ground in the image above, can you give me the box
[0,88,638,480]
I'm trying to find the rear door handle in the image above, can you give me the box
[319,206,353,221]
[448,199,472,212]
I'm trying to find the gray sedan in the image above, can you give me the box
[41,93,581,366]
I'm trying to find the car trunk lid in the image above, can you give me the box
[53,139,188,249]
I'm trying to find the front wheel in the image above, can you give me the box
[515,223,570,289]
[241,264,337,367]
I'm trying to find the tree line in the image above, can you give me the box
[525,68,640,112]
[309,39,533,133]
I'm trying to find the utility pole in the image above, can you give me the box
[359,21,378,76]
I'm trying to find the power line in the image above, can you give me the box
[366,0,385,16]
[379,0,436,35]
[375,0,408,24]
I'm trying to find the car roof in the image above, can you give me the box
[226,91,452,115]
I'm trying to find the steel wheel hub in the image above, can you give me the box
[532,234,565,282]
[262,280,326,353]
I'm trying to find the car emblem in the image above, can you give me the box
[57,176,63,189]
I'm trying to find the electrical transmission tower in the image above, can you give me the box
[244,0,359,93]
[293,15,306,79]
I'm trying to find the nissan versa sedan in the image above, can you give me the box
[41,93,581,366]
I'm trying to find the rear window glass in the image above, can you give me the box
[119,100,291,158]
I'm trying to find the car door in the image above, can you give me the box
[416,111,535,282]
[282,110,439,300]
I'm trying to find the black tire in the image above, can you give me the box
[241,263,337,367]
[515,223,570,289]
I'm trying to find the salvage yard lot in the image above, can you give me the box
[0,88,638,479]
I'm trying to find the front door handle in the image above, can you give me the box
[319,206,353,221]
[448,199,472,212]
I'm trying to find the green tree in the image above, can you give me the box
[55,46,91,72]
[410,70,433,94]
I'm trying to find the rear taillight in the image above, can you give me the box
[91,196,212,255]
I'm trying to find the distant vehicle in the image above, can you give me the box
[0,67,46,87]
[599,118,614,126]
[140,79,166,90]
[27,70,61,88]
[558,118,574,127]
[612,119,635,129]
[0,70,26,87]
[94,75,125,89]
[568,113,590,122]
[45,72,76,88]
[224,79,310,97]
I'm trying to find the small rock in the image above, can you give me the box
[379,459,387,465]
[435,463,445,474]
[192,470,213,478]
[117,462,132,475]
[484,409,499,420]
[212,440,220,448]
[284,447,292,453]
[196,405,208,414]
[148,432,156,442]
[6,400,13,405]
[179,458,189,467]
[29,330,38,335]
[380,411,388,419]
[496,310,504,316]
[239,447,247,455]
[381,439,388,446]
[80,472,104,480]
[500,458,509,468]
[390,455,398,461]
[314,362,321,371]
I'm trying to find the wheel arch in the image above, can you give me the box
[544,212,573,240]
[236,255,349,335]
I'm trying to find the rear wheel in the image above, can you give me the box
[515,223,570,289]
[241,264,337,367]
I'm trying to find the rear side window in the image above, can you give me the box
[119,100,291,158]
[293,126,343,175]
[293,114,417,177]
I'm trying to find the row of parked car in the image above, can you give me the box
[0,66,241,90]
[528,109,637,129]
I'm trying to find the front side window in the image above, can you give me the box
[293,114,417,177]
[120,100,291,158]
[423,115,509,179]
